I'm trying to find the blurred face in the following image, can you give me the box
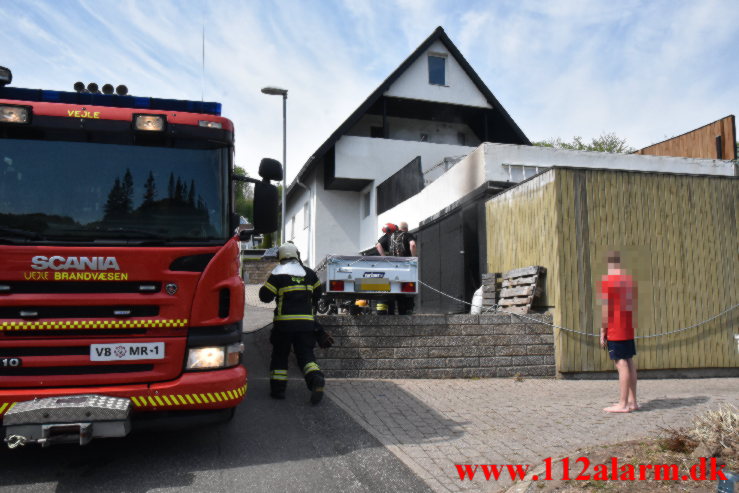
[607,252,621,272]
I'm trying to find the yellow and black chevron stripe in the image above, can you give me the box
[0,319,188,331]
[0,385,246,416]
[131,384,247,408]
[0,402,17,416]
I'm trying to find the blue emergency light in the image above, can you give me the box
[0,86,222,116]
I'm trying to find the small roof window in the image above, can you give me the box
[428,54,446,86]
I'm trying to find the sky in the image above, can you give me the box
[2,0,738,182]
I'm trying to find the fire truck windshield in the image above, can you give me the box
[0,138,230,244]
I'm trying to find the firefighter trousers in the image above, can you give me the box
[269,330,324,395]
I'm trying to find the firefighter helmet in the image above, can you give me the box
[278,242,300,261]
[382,223,398,234]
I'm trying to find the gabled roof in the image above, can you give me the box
[288,26,530,199]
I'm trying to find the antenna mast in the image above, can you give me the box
[201,23,205,101]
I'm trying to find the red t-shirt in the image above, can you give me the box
[601,273,635,340]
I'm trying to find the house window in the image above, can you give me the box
[428,54,446,85]
[504,164,548,182]
[370,126,384,138]
[303,202,310,229]
[362,191,370,218]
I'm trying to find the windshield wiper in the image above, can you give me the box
[0,226,44,241]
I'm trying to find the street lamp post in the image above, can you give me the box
[261,86,288,245]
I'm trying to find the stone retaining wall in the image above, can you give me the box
[242,257,276,285]
[317,313,555,378]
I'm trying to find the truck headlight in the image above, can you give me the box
[186,346,224,369]
[186,343,243,370]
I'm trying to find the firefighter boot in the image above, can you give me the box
[309,372,325,405]
[270,369,288,399]
[303,362,325,405]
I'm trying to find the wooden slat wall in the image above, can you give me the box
[485,172,564,366]
[635,115,737,160]
[486,168,738,373]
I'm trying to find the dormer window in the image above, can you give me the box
[428,54,446,85]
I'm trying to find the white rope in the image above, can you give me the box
[418,279,738,339]
[507,303,739,340]
[318,258,738,340]
[417,280,497,313]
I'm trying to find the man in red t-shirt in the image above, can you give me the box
[599,251,638,413]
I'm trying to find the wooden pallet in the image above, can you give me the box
[480,273,500,310]
[496,266,545,314]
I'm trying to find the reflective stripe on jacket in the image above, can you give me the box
[259,265,322,329]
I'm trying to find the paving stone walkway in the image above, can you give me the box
[244,289,738,492]
[327,377,739,492]
[243,284,274,333]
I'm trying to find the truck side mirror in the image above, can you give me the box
[233,158,282,234]
[259,158,283,181]
[252,181,278,233]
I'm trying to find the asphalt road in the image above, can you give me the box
[0,328,429,493]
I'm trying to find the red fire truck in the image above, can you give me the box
[0,66,281,447]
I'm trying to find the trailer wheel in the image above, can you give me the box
[317,298,331,314]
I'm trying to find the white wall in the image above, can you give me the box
[334,135,474,184]
[358,183,377,253]
[385,40,491,109]
[389,117,479,146]
[347,114,481,147]
[284,170,315,266]
[286,163,364,266]
[377,145,486,231]
[379,143,736,232]
[312,169,363,264]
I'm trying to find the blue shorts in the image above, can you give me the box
[607,339,636,361]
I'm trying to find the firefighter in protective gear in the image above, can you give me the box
[259,243,325,404]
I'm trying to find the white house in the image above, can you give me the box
[284,26,737,268]
[284,26,529,266]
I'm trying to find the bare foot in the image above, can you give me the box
[603,405,631,413]
[613,402,640,411]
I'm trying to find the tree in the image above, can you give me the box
[533,133,635,153]
[188,179,196,205]
[103,178,123,219]
[143,171,157,204]
[174,177,184,202]
[167,173,175,199]
[103,170,134,219]
[121,169,134,213]
[233,165,254,223]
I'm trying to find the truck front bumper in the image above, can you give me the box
[0,365,247,422]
